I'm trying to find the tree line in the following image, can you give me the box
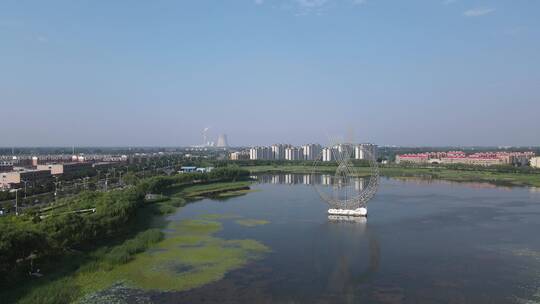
[0,167,249,287]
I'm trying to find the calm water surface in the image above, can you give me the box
[148,175,540,303]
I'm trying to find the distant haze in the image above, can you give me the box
[1,1,539,147]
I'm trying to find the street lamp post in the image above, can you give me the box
[82,177,89,190]
[96,170,101,190]
[105,173,110,191]
[54,176,60,203]
[22,179,28,199]
[15,188,19,216]
[10,188,21,216]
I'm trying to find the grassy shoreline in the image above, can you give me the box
[245,165,540,187]
[3,174,257,304]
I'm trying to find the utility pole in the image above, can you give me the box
[82,177,88,190]
[10,188,21,216]
[105,173,110,191]
[15,188,19,216]
[96,170,101,189]
[22,179,28,199]
[54,176,60,203]
[118,171,123,186]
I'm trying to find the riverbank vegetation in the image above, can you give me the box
[240,162,540,187]
[17,217,270,304]
[235,219,270,227]
[179,181,251,198]
[0,167,252,303]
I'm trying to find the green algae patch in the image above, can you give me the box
[73,218,269,298]
[512,248,540,260]
[170,219,223,235]
[217,189,260,198]
[235,219,270,227]
[198,213,242,220]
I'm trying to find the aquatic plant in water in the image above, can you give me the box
[75,219,269,298]
[235,219,271,227]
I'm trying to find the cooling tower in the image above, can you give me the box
[216,134,229,147]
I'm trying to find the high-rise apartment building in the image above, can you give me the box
[285,147,303,160]
[249,147,272,160]
[355,144,378,160]
[302,144,322,161]
[247,143,377,162]
[322,147,334,162]
[271,144,290,160]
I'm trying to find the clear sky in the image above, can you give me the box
[1,0,539,147]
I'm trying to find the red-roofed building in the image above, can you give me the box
[396,151,535,166]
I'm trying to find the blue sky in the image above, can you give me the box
[1,0,539,147]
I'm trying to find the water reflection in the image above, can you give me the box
[391,176,515,190]
[254,173,526,192]
[254,173,369,191]
[530,187,540,194]
[256,174,372,209]
[324,218,380,290]
[328,215,368,223]
[268,213,382,303]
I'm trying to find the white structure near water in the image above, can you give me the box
[531,157,540,169]
[328,207,368,217]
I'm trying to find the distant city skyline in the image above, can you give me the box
[1,1,539,147]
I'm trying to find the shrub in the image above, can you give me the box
[169,198,186,207]
[148,202,176,215]
[18,277,80,304]
[105,229,164,266]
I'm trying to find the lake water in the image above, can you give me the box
[100,175,540,303]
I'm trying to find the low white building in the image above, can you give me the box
[230,151,249,160]
[531,157,540,169]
